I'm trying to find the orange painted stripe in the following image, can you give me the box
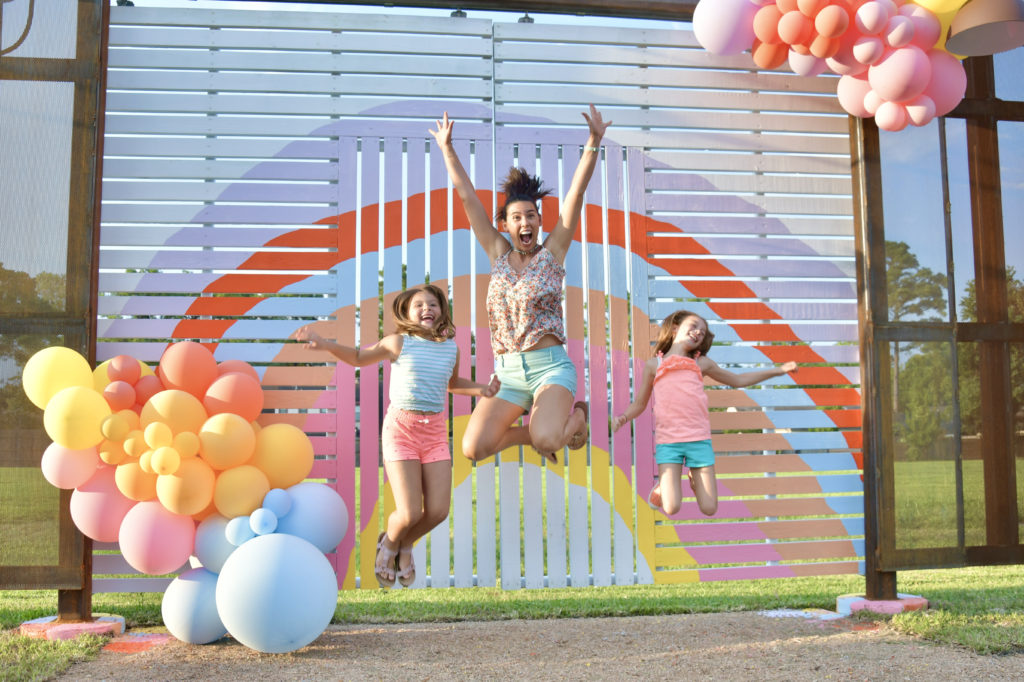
[407,193,425,243]
[754,345,828,364]
[186,296,266,316]
[731,323,800,341]
[804,388,862,406]
[656,258,735,277]
[843,431,863,448]
[173,320,236,338]
[708,302,782,320]
[646,234,711,255]
[684,280,758,298]
[824,409,861,427]
[265,228,338,248]
[243,252,345,270]
[203,274,307,293]
[789,367,855,386]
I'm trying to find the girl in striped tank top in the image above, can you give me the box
[298,284,499,588]
[612,310,797,517]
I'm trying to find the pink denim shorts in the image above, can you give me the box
[381,408,451,464]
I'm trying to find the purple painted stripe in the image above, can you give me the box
[165,227,295,247]
[656,214,791,235]
[687,236,824,257]
[241,161,340,181]
[192,205,332,223]
[216,183,336,202]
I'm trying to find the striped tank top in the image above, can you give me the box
[388,334,458,413]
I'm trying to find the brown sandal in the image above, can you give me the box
[567,401,589,450]
[374,532,397,588]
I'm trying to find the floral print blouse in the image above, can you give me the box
[486,247,566,354]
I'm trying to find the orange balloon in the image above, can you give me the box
[777,0,800,13]
[815,4,850,38]
[216,359,260,382]
[203,372,264,423]
[140,389,208,436]
[798,0,829,18]
[157,456,215,516]
[752,39,789,69]
[778,10,815,46]
[99,439,128,466]
[107,355,142,385]
[157,341,218,400]
[133,374,164,407]
[811,34,841,58]
[199,413,256,470]
[250,423,314,489]
[115,460,158,501]
[213,465,270,518]
[753,5,783,45]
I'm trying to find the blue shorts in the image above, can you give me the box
[493,345,577,412]
[655,439,715,468]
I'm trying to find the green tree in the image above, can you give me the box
[896,343,953,460]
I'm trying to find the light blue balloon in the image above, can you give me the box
[249,508,278,535]
[275,482,348,553]
[262,488,292,518]
[194,514,235,574]
[225,515,256,546]
[162,567,227,645]
[215,533,338,654]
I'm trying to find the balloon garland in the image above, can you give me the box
[693,0,970,130]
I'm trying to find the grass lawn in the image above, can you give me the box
[2,565,1023,681]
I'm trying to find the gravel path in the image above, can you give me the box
[62,611,1024,681]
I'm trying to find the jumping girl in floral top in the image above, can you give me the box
[429,105,611,463]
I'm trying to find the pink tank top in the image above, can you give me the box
[652,354,711,444]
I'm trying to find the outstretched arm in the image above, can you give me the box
[448,350,502,397]
[429,113,507,262]
[699,358,797,388]
[612,357,657,432]
[296,325,400,367]
[545,104,612,262]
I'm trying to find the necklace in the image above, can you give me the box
[511,243,542,256]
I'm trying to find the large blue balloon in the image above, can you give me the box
[275,481,348,553]
[162,567,227,645]
[215,533,337,654]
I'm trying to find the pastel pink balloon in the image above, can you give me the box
[853,35,885,65]
[855,1,891,35]
[815,4,850,39]
[864,89,885,115]
[869,46,931,103]
[826,28,869,75]
[41,442,101,490]
[837,73,874,117]
[693,0,760,55]
[69,465,136,542]
[203,371,264,423]
[924,49,967,116]
[905,94,937,126]
[884,15,914,48]
[107,355,141,385]
[790,49,827,76]
[118,499,196,575]
[899,4,941,50]
[875,100,909,131]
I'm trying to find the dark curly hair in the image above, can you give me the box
[495,166,552,222]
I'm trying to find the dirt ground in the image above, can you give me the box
[62,610,1024,681]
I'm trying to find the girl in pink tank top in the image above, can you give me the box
[613,310,797,517]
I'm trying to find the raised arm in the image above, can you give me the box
[296,325,400,367]
[448,349,502,397]
[545,104,612,262]
[612,357,657,432]
[429,113,507,262]
[699,358,797,388]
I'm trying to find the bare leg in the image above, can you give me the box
[396,459,453,573]
[689,464,718,516]
[656,462,684,515]
[382,458,424,550]
[528,384,586,454]
[461,395,528,461]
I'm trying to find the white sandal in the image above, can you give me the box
[396,546,415,587]
[374,532,397,588]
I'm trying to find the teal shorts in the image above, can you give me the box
[655,439,715,468]
[493,345,577,412]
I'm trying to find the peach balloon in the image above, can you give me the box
[216,359,260,382]
[144,421,174,449]
[203,372,264,423]
[151,446,182,476]
[810,34,840,58]
[752,38,789,69]
[99,439,129,466]
[815,4,850,38]
[157,456,216,516]
[123,430,147,458]
[213,465,270,518]
[798,0,829,18]
[115,459,159,501]
[250,423,315,490]
[199,412,256,470]
[173,431,201,458]
[103,381,136,411]
[139,450,155,474]
[133,374,164,407]
[140,389,208,436]
[158,341,218,400]
[753,4,784,44]
[107,354,142,385]
[826,25,869,75]
[777,0,800,13]
[778,10,815,45]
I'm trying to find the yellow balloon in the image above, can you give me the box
[151,446,182,475]
[139,449,155,474]
[116,408,141,433]
[173,431,200,458]
[123,429,147,458]
[199,413,256,471]
[144,421,174,449]
[100,413,131,442]
[115,460,158,501]
[43,386,111,450]
[250,423,314,489]
[140,389,208,435]
[156,457,215,516]
[213,465,269,518]
[23,347,94,410]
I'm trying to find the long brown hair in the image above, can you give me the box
[495,166,552,222]
[391,284,456,341]
[653,310,714,358]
